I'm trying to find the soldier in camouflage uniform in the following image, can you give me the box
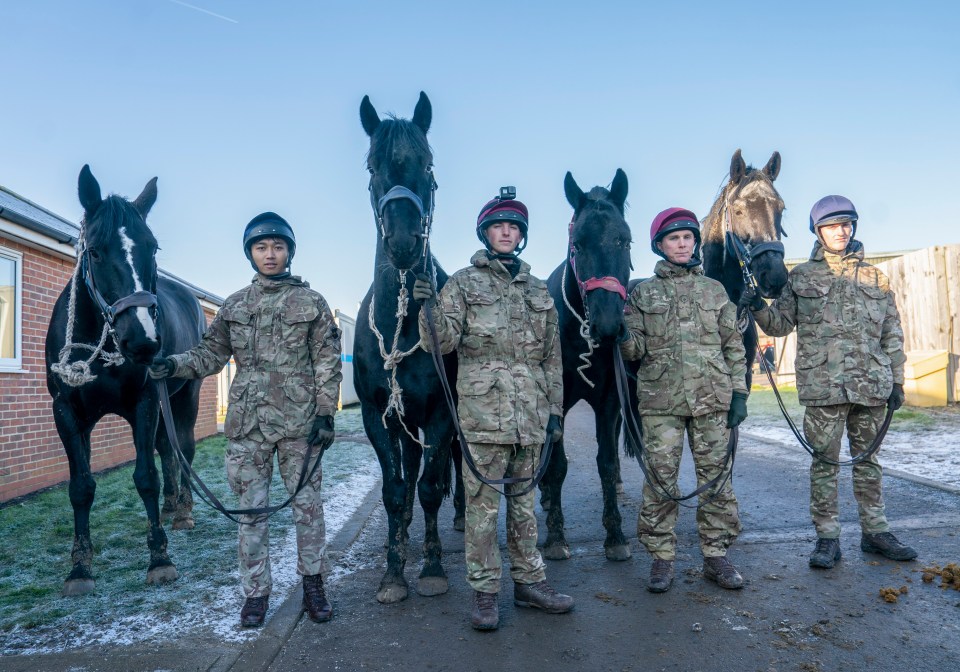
[149,212,342,626]
[620,207,749,594]
[413,189,573,631]
[742,195,917,568]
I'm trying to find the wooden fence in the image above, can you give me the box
[768,245,960,402]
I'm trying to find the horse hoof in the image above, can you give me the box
[605,544,632,562]
[453,516,465,532]
[147,565,179,585]
[172,516,195,531]
[377,584,409,604]
[62,578,95,596]
[416,576,449,597]
[542,543,571,561]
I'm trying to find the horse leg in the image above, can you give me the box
[131,396,178,585]
[450,436,465,532]
[363,404,409,604]
[54,401,97,596]
[157,433,178,523]
[614,418,625,496]
[170,382,199,530]
[416,418,452,596]
[597,402,630,561]
[540,437,571,560]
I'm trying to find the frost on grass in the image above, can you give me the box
[0,413,380,655]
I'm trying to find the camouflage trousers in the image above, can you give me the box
[226,428,327,598]
[638,412,741,560]
[463,442,546,594]
[803,403,889,539]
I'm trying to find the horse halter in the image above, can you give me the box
[80,239,158,329]
[370,174,438,268]
[567,219,628,306]
[720,188,785,291]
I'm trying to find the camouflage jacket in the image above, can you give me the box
[753,241,905,407]
[171,274,342,442]
[418,251,563,445]
[620,260,748,417]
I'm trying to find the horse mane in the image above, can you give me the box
[366,115,432,163]
[701,166,782,244]
[84,195,157,249]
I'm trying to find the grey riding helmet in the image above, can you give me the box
[243,212,296,270]
[809,195,858,237]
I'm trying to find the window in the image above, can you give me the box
[0,248,22,371]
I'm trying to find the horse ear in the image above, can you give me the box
[78,164,102,218]
[764,151,781,181]
[134,177,158,218]
[564,172,585,211]
[609,168,628,212]
[730,149,747,185]
[412,91,432,135]
[360,95,380,137]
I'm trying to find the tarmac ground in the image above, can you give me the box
[4,401,959,672]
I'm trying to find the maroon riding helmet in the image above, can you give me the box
[649,207,702,266]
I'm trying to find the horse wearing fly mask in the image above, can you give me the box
[701,150,789,389]
[45,165,205,596]
[354,92,462,604]
[540,169,635,562]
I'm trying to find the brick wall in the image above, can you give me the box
[0,234,219,503]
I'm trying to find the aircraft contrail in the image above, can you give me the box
[165,0,239,24]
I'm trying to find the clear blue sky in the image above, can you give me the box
[1,0,957,315]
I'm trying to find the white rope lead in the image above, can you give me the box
[368,269,428,448]
[561,264,597,388]
[50,232,124,387]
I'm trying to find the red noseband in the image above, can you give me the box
[581,276,627,300]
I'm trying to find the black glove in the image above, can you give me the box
[412,273,435,304]
[546,414,563,443]
[888,383,905,411]
[727,391,748,428]
[307,415,335,451]
[738,285,765,312]
[148,356,175,380]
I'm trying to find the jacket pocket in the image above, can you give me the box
[706,355,733,407]
[463,289,499,337]
[223,307,255,352]
[858,285,887,329]
[224,383,247,439]
[794,283,829,324]
[456,376,501,434]
[796,349,830,400]
[282,379,317,437]
[638,297,672,350]
[636,360,672,411]
[525,292,554,342]
[696,293,725,345]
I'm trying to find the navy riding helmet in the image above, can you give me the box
[809,195,858,236]
[243,212,296,269]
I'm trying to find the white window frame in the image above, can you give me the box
[0,246,23,372]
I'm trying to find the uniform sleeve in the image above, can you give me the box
[309,298,344,417]
[719,300,749,395]
[619,288,647,361]
[881,288,907,385]
[753,278,799,337]
[542,302,564,417]
[418,276,466,356]
[170,311,233,379]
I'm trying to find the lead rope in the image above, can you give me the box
[560,263,597,388]
[50,230,124,387]
[368,269,428,448]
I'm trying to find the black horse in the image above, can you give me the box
[355,92,462,604]
[45,165,205,596]
[539,169,634,561]
[701,149,789,388]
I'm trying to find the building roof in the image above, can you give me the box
[0,185,223,306]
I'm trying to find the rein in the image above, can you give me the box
[157,379,325,524]
[726,223,893,467]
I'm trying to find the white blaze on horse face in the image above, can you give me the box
[119,227,157,342]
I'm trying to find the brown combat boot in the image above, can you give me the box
[513,580,574,614]
[703,556,744,589]
[471,591,499,630]
[240,595,269,627]
[303,574,333,623]
[648,558,674,593]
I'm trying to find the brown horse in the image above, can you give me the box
[701,149,789,388]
